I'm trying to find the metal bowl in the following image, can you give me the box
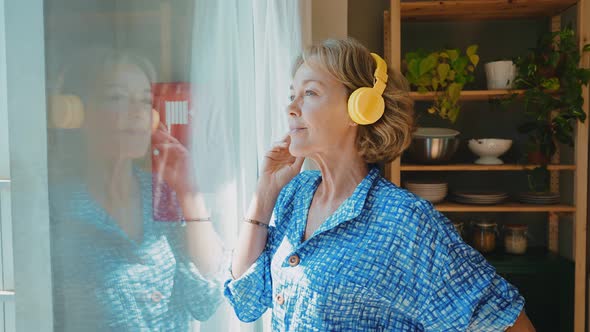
[407,136,460,164]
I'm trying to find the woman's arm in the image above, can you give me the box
[231,134,304,278]
[230,185,278,278]
[506,310,536,332]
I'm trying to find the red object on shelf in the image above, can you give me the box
[152,82,192,147]
[151,82,192,222]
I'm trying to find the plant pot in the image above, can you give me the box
[485,60,516,90]
[527,151,550,164]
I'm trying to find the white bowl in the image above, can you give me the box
[468,138,513,165]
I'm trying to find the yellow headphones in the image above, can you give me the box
[49,68,86,129]
[347,53,388,125]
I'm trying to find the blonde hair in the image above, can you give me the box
[292,38,415,163]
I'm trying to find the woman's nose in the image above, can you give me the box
[287,98,301,117]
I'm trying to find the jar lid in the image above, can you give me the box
[505,223,528,230]
[474,221,497,228]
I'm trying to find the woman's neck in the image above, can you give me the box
[85,156,137,214]
[310,151,368,204]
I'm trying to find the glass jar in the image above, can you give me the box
[452,221,464,238]
[504,224,528,255]
[472,221,497,253]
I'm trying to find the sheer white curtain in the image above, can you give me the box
[189,1,307,331]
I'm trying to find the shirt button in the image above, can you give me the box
[288,254,300,267]
[151,290,163,303]
[276,293,285,305]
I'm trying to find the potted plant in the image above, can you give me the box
[514,27,590,165]
[511,27,590,192]
[404,45,479,123]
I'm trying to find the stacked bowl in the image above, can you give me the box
[405,180,448,203]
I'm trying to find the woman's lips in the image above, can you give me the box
[290,128,306,135]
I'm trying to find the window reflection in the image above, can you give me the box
[48,47,224,331]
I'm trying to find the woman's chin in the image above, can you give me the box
[288,145,308,158]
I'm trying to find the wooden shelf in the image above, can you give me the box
[435,202,575,212]
[409,89,524,101]
[401,0,578,21]
[401,164,576,171]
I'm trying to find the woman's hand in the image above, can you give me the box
[245,134,304,223]
[151,123,198,197]
[258,134,305,195]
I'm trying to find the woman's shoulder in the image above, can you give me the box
[277,170,321,201]
[368,177,451,231]
[370,176,429,211]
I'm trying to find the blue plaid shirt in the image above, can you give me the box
[51,169,222,331]
[224,166,525,331]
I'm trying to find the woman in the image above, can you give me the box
[224,39,535,331]
[48,47,224,331]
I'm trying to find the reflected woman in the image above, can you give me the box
[48,47,224,331]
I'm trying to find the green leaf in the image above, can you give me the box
[540,77,560,91]
[466,45,478,57]
[439,52,449,59]
[408,59,420,79]
[469,54,479,67]
[419,54,438,76]
[404,51,419,63]
[447,49,459,62]
[448,106,460,123]
[448,70,456,81]
[416,76,432,86]
[452,57,469,74]
[584,44,590,52]
[437,63,450,82]
[448,82,462,101]
[417,86,428,93]
[432,78,439,91]
[455,74,467,85]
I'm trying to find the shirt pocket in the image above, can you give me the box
[297,277,389,331]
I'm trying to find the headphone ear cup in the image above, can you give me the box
[151,109,160,134]
[347,87,385,125]
[50,94,85,129]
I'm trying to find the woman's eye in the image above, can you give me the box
[304,90,316,96]
[289,95,295,102]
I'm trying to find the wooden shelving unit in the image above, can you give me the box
[401,0,577,21]
[386,0,589,330]
[435,202,576,212]
[401,163,576,171]
[410,89,524,101]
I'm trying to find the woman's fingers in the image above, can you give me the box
[152,123,181,145]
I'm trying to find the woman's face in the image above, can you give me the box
[287,60,357,158]
[85,62,153,160]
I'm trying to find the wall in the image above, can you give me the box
[311,0,348,44]
[347,0,388,54]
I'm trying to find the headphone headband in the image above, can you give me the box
[347,52,388,125]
